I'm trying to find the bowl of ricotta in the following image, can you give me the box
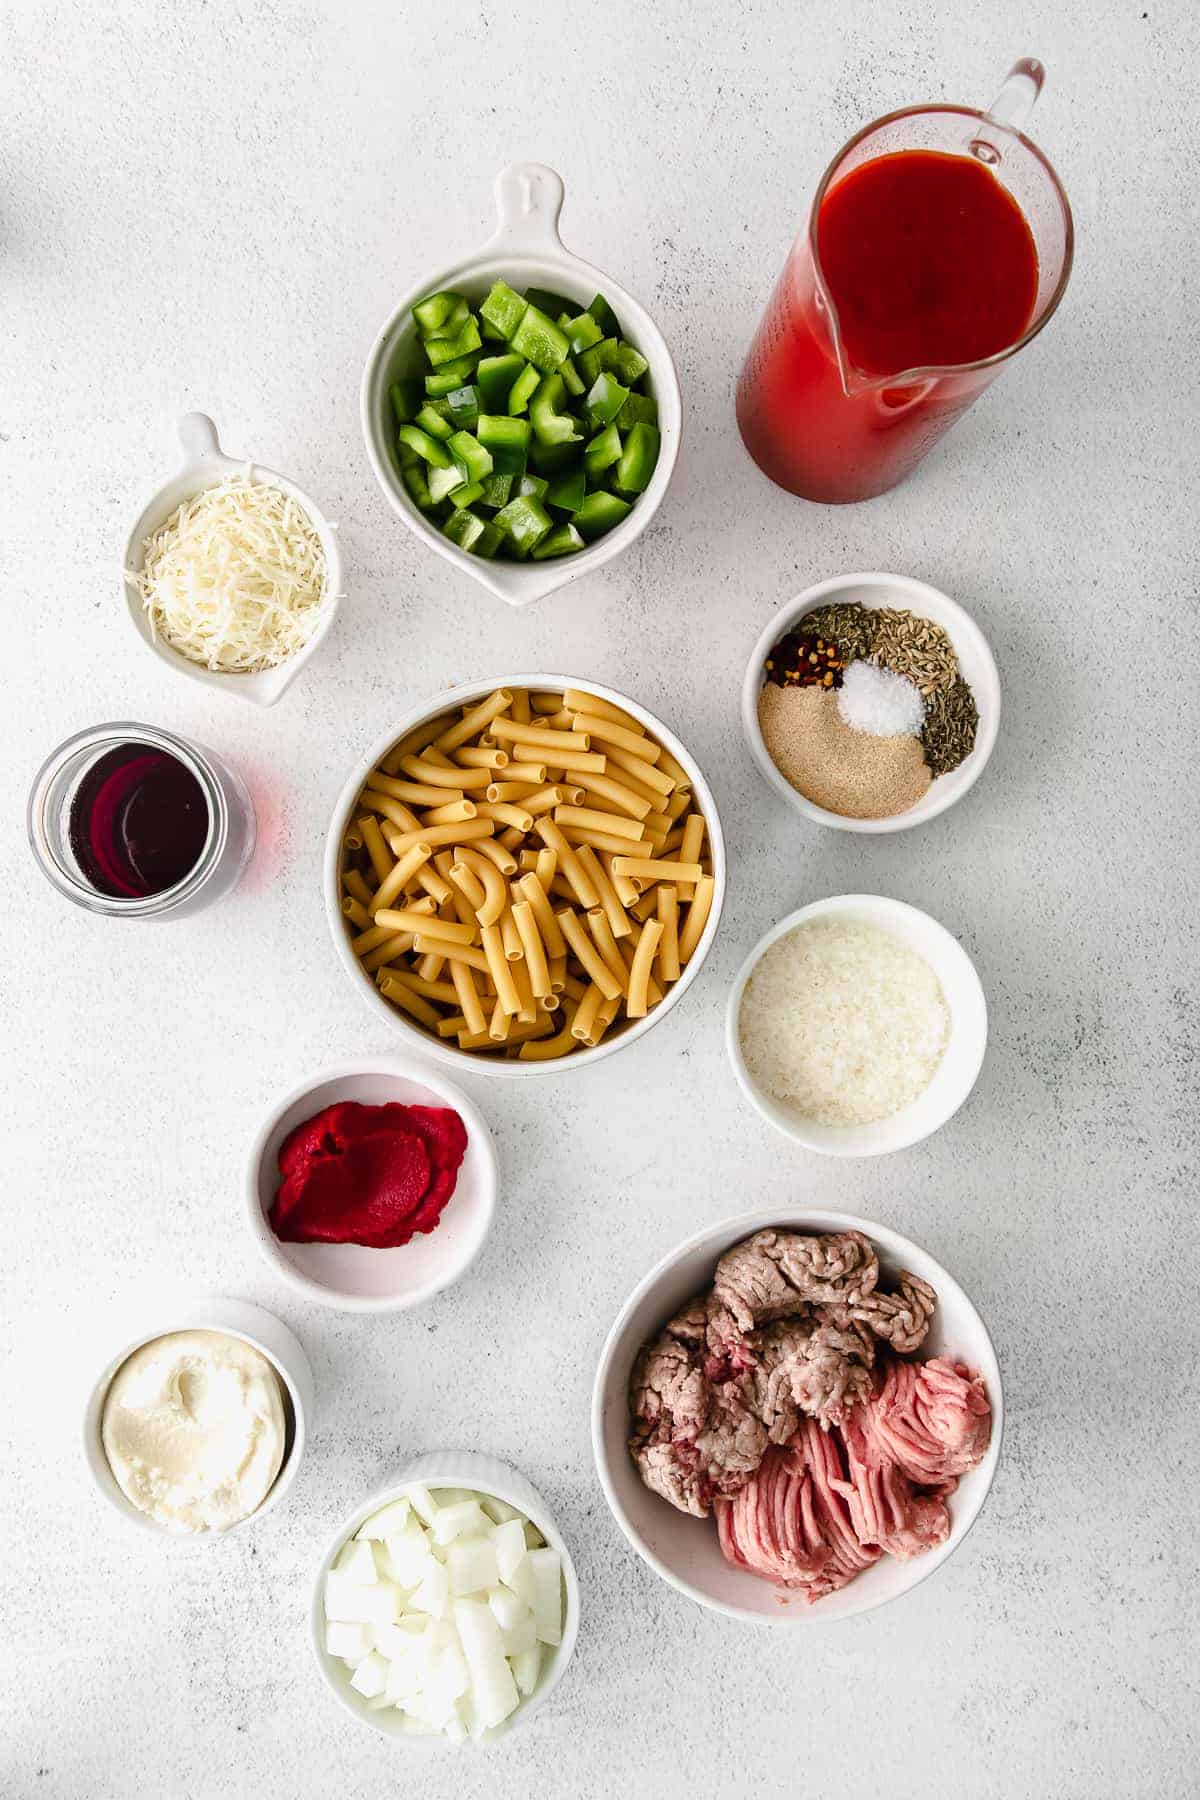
[83,1298,312,1538]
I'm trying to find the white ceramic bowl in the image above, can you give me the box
[592,1206,1003,1625]
[83,1297,313,1538]
[122,412,343,705]
[361,162,681,608]
[742,572,1000,832]
[726,894,987,1157]
[324,673,726,1078]
[311,1451,581,1745]
[246,1058,497,1312]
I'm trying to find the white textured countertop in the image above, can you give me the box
[3,3,1197,1796]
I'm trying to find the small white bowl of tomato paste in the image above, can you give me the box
[245,1059,497,1313]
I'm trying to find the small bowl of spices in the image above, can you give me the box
[727,894,988,1156]
[741,574,1000,833]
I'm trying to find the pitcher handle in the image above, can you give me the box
[969,58,1045,164]
[488,162,566,254]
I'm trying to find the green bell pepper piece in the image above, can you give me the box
[445,384,481,429]
[610,341,649,385]
[396,423,452,469]
[448,429,494,485]
[524,286,575,319]
[510,305,570,374]
[476,414,531,476]
[413,290,466,335]
[572,490,631,540]
[415,402,454,441]
[427,462,464,506]
[559,358,585,398]
[528,437,581,476]
[477,354,526,412]
[564,312,603,355]
[616,391,658,431]
[583,422,622,476]
[401,461,433,510]
[517,473,549,501]
[614,422,660,494]
[587,292,622,338]
[583,371,630,432]
[531,522,585,559]
[422,297,472,342]
[493,493,553,558]
[443,508,487,552]
[507,361,541,416]
[477,470,514,509]
[425,317,482,367]
[530,373,581,447]
[425,353,479,394]
[474,520,504,557]
[575,338,615,386]
[449,479,485,508]
[389,378,424,424]
[480,280,528,340]
[545,467,587,513]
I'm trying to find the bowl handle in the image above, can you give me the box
[177,412,223,466]
[488,162,566,254]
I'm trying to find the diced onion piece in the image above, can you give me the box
[404,1483,439,1526]
[528,1548,563,1646]
[337,1539,379,1586]
[453,1599,521,1730]
[410,1560,450,1619]
[513,1644,542,1698]
[487,1585,523,1633]
[324,1572,400,1625]
[349,1651,388,1699]
[490,1517,527,1586]
[325,1621,369,1662]
[384,1519,432,1585]
[432,1500,490,1545]
[448,1538,498,1597]
[358,1497,411,1539]
[479,1495,521,1525]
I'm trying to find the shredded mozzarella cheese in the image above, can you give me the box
[133,471,331,673]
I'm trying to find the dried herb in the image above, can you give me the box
[869,608,958,697]
[801,601,875,664]
[765,628,844,690]
[920,676,978,776]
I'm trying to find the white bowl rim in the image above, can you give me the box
[244,1056,498,1312]
[591,1203,1004,1626]
[724,893,988,1157]
[82,1297,312,1540]
[121,412,344,707]
[741,571,1001,833]
[360,161,681,609]
[309,1457,581,1746]
[323,671,726,1078]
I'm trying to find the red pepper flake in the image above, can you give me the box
[764,629,844,690]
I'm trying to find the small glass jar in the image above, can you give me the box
[28,722,256,919]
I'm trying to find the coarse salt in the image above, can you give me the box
[837,660,924,738]
[738,918,949,1127]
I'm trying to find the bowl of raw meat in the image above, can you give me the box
[591,1208,1002,1624]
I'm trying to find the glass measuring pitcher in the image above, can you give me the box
[736,61,1074,503]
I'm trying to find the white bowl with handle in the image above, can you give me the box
[361,162,681,607]
[592,1207,1003,1625]
[121,412,343,705]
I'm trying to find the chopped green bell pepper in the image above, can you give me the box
[610,341,650,385]
[587,292,622,338]
[572,490,631,540]
[445,384,481,429]
[510,304,570,373]
[531,522,586,559]
[425,317,482,367]
[413,290,466,335]
[583,422,623,476]
[564,312,603,355]
[449,479,485,508]
[616,391,658,431]
[528,437,581,475]
[422,297,472,341]
[480,280,528,340]
[477,470,514,509]
[476,413,531,475]
[474,520,504,557]
[583,371,630,432]
[443,508,487,552]
[507,361,541,415]
[575,338,615,387]
[476,354,526,412]
[415,402,454,441]
[493,493,553,557]
[427,462,465,506]
[524,286,575,320]
[448,429,494,485]
[389,378,424,424]
[517,473,549,501]
[401,461,433,510]
[545,467,587,513]
[614,422,660,494]
[530,373,581,446]
[559,358,585,398]
[396,423,453,468]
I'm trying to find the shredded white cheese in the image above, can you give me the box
[739,919,949,1127]
[133,471,331,673]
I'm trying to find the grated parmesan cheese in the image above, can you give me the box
[132,471,331,674]
[739,918,949,1127]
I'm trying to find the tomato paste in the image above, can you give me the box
[269,1100,467,1248]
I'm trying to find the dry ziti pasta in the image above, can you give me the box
[341,687,717,1060]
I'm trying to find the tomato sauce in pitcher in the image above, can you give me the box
[737,148,1042,503]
